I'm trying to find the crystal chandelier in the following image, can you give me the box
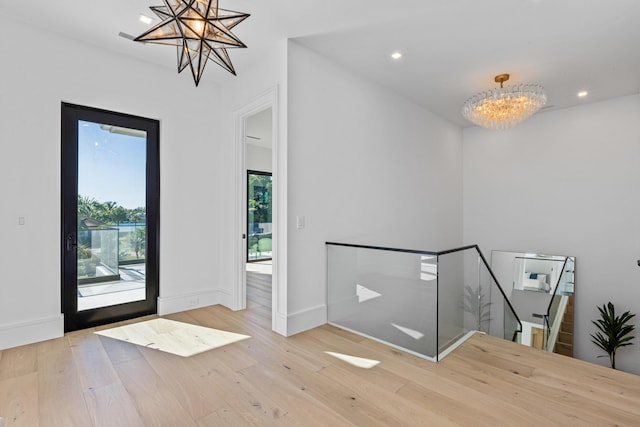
[462,74,546,130]
[135,0,249,86]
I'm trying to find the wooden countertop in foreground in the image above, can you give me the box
[1,303,639,426]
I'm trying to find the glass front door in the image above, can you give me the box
[62,103,159,332]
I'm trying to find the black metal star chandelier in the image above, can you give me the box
[135,0,249,86]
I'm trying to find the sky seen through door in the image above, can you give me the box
[78,120,146,209]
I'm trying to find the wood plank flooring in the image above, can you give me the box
[1,304,640,426]
[246,271,272,308]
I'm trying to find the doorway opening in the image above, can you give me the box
[245,110,273,313]
[61,103,159,332]
[234,86,284,335]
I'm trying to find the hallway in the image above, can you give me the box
[246,260,272,309]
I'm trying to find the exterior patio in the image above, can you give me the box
[77,263,145,311]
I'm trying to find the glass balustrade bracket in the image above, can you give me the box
[326,242,522,362]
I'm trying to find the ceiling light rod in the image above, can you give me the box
[461,73,547,130]
[494,73,509,88]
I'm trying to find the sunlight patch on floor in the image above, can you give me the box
[95,318,251,357]
[325,351,380,369]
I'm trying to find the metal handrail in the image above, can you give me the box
[473,246,523,339]
[325,241,477,256]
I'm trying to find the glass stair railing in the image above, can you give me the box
[326,242,522,362]
[543,257,575,356]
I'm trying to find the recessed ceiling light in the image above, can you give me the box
[577,90,588,97]
[391,51,402,60]
[139,14,153,25]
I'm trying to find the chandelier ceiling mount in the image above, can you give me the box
[494,73,510,87]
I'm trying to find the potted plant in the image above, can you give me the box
[590,302,635,369]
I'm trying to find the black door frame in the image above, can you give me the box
[247,170,272,263]
[61,102,160,332]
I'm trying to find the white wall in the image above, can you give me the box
[0,15,284,348]
[215,41,288,333]
[463,94,640,373]
[162,44,286,316]
[286,41,463,334]
[248,145,273,173]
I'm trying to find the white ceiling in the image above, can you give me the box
[1,0,639,127]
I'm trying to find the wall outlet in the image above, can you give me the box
[188,297,199,307]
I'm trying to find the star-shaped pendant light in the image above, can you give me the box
[135,0,249,86]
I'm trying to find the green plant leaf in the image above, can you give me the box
[590,302,636,369]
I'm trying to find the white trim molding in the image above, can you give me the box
[286,304,327,336]
[0,314,64,350]
[157,289,230,316]
[233,85,287,336]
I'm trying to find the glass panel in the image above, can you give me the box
[482,256,521,342]
[327,245,438,360]
[437,250,467,355]
[77,227,119,283]
[77,120,147,311]
[503,299,521,342]
[247,172,272,262]
[545,257,575,352]
[327,243,521,362]
[438,247,520,352]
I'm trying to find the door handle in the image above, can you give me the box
[66,233,77,252]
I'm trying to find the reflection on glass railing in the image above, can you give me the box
[391,323,425,340]
[327,243,521,362]
[356,284,382,303]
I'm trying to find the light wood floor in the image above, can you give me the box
[246,271,272,308]
[2,304,640,426]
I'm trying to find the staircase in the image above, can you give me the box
[554,296,574,357]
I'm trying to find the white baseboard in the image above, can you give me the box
[0,314,64,350]
[216,289,233,309]
[286,304,327,336]
[157,289,230,316]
